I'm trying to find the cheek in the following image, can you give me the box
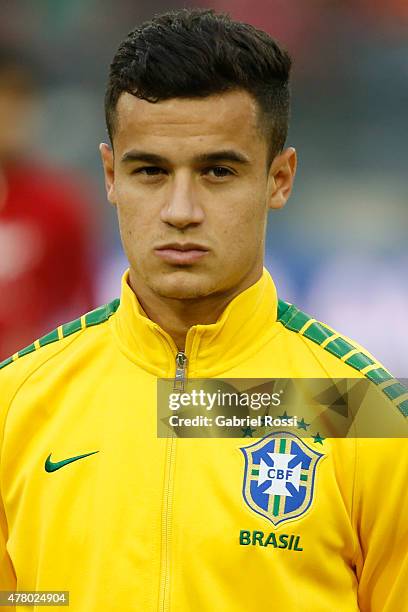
[115,184,157,239]
[116,203,152,257]
[215,194,266,244]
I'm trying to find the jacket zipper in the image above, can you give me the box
[173,351,188,392]
[159,351,188,612]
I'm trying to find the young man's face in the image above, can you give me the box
[100,88,296,300]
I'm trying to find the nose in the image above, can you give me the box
[160,171,204,229]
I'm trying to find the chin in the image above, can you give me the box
[150,270,216,300]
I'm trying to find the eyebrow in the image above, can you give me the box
[120,149,250,165]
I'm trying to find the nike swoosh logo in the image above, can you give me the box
[45,451,99,472]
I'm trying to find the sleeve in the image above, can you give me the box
[0,493,16,610]
[0,368,18,611]
[353,437,408,612]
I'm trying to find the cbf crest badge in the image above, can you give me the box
[241,432,325,526]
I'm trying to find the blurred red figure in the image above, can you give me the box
[0,50,97,360]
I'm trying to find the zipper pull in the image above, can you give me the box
[174,351,188,392]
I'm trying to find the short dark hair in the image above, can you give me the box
[105,8,292,167]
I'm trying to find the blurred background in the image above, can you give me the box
[0,0,407,374]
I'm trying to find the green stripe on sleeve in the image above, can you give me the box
[383,383,408,401]
[62,318,82,337]
[0,357,13,370]
[38,329,59,347]
[85,305,110,327]
[107,298,120,315]
[284,310,311,333]
[397,400,408,417]
[345,352,375,370]
[276,299,407,418]
[277,302,298,326]
[325,337,355,359]
[0,298,120,371]
[18,343,36,358]
[277,300,291,321]
[366,368,393,384]
[303,322,335,345]
[85,299,120,327]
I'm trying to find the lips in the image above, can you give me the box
[154,243,209,265]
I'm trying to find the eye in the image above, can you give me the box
[205,166,234,178]
[133,166,165,176]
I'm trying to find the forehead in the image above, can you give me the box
[113,89,264,154]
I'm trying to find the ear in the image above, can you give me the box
[99,142,117,206]
[266,147,297,211]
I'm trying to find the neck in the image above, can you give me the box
[128,267,263,351]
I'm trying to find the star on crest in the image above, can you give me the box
[297,418,310,431]
[312,432,325,445]
[241,426,256,438]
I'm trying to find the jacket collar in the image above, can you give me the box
[112,267,279,377]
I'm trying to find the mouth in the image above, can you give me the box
[154,243,209,265]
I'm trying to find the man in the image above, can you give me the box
[0,8,407,612]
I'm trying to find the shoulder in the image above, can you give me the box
[0,298,120,409]
[276,298,407,417]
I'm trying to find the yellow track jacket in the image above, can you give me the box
[0,268,407,611]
